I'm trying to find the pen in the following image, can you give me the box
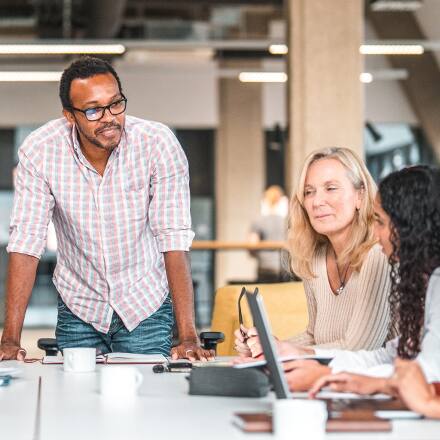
[238,287,249,341]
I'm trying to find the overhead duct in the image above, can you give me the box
[83,0,127,38]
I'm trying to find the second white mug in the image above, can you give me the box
[273,399,327,440]
[100,366,144,398]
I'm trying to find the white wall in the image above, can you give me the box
[115,59,218,128]
[0,81,62,127]
[0,59,218,128]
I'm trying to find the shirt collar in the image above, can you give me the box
[70,123,126,161]
[71,124,82,156]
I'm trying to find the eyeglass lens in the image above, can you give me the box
[85,98,126,121]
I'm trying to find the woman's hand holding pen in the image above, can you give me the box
[234,325,260,357]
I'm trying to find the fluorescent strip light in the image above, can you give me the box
[360,72,373,83]
[360,44,424,55]
[0,71,62,82]
[0,44,126,55]
[239,72,287,83]
[360,69,409,83]
[125,48,214,63]
[269,44,288,55]
[371,1,422,11]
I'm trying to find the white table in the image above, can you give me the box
[1,361,440,440]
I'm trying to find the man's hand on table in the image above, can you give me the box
[0,341,26,361]
[171,339,215,362]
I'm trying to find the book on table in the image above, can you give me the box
[42,352,167,364]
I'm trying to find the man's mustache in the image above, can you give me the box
[95,123,121,135]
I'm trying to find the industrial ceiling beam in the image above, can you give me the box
[368,9,440,161]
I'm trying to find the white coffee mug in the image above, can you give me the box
[100,366,144,398]
[273,399,327,440]
[63,347,96,373]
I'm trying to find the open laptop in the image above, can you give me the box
[244,288,421,418]
[244,287,292,398]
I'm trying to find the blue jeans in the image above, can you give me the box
[55,295,174,356]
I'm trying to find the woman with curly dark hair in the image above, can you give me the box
[305,165,440,401]
[380,165,440,359]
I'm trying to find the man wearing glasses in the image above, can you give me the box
[0,56,212,361]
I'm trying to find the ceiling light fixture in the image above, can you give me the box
[0,44,126,55]
[239,72,287,83]
[269,44,288,55]
[360,44,424,55]
[360,69,409,83]
[360,73,374,83]
[370,0,423,11]
[0,71,62,82]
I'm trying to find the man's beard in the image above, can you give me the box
[76,121,122,151]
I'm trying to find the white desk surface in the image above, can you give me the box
[1,360,440,440]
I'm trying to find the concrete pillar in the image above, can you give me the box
[286,0,364,191]
[216,61,264,288]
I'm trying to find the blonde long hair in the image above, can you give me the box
[288,147,377,279]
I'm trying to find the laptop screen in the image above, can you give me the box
[245,288,291,399]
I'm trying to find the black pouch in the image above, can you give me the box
[188,366,270,398]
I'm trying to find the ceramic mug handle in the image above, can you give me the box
[135,370,143,389]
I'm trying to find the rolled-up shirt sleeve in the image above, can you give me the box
[149,125,194,252]
[417,269,440,382]
[317,338,398,377]
[7,149,54,259]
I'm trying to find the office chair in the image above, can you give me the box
[210,281,308,356]
[38,331,225,356]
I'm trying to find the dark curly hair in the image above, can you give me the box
[59,56,122,109]
[379,165,440,359]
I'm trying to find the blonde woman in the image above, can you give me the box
[235,147,391,358]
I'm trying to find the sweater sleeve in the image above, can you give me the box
[287,280,316,346]
[314,245,391,350]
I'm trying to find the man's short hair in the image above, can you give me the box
[59,56,122,109]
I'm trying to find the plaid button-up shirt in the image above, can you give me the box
[7,116,194,333]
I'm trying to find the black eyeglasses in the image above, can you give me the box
[238,287,257,339]
[69,94,127,121]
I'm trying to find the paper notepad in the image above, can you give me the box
[42,352,167,365]
[103,353,167,364]
[233,354,333,369]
